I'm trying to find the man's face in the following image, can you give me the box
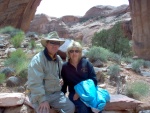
[46,41,60,55]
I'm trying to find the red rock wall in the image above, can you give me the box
[0,0,42,32]
[129,0,150,60]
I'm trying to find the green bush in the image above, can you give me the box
[29,40,36,50]
[0,26,14,34]
[110,53,122,64]
[4,49,28,76]
[11,31,24,48]
[131,60,144,73]
[108,64,120,77]
[0,73,6,84]
[92,22,132,56]
[85,46,111,62]
[143,60,150,68]
[0,26,23,37]
[125,81,150,100]
[122,57,134,64]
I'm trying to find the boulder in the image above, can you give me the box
[4,104,34,113]
[0,93,150,113]
[104,94,143,111]
[129,0,150,60]
[0,93,25,107]
[0,0,41,32]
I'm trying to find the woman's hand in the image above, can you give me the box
[38,101,50,113]
[73,93,79,100]
[59,79,64,86]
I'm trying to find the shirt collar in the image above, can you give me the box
[43,48,58,61]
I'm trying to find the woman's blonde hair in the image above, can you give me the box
[66,41,82,61]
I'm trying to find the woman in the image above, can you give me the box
[61,41,98,113]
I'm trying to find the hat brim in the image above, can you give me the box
[41,38,65,47]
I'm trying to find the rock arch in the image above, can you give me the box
[0,0,41,32]
[129,0,150,60]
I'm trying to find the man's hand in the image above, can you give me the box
[38,101,50,113]
[73,93,79,100]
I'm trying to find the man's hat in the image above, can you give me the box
[41,31,65,47]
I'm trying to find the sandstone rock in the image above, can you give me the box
[137,103,150,112]
[83,5,129,19]
[104,94,143,111]
[60,15,80,26]
[0,44,5,49]
[4,48,16,57]
[121,20,132,40]
[0,0,42,32]
[83,5,115,19]
[0,93,149,113]
[92,60,104,67]
[96,71,105,83]
[102,110,131,113]
[6,76,21,87]
[0,67,15,78]
[28,14,70,37]
[0,93,25,107]
[4,104,34,113]
[129,0,150,60]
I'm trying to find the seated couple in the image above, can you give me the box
[27,31,110,113]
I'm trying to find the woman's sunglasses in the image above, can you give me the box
[69,50,80,53]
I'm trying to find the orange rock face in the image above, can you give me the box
[61,15,80,25]
[129,0,150,60]
[0,0,41,32]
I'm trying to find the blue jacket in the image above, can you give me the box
[61,57,97,94]
[74,79,110,112]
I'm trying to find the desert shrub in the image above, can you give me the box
[122,57,134,64]
[125,81,150,100]
[92,29,108,46]
[9,48,26,59]
[29,40,36,49]
[85,46,111,62]
[11,31,24,48]
[0,26,14,34]
[0,73,6,84]
[131,60,144,73]
[110,53,122,64]
[0,26,23,37]
[108,64,120,77]
[92,22,132,56]
[143,60,150,68]
[4,49,29,76]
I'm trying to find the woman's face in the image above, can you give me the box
[69,48,81,62]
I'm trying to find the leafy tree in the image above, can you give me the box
[92,22,132,56]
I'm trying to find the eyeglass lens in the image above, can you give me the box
[69,50,80,53]
[49,41,60,45]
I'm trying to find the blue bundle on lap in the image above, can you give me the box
[74,79,110,113]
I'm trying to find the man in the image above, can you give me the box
[27,31,75,113]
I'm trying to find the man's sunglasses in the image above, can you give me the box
[49,41,60,46]
[69,50,80,53]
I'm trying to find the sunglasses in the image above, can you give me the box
[69,50,80,53]
[49,41,60,46]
